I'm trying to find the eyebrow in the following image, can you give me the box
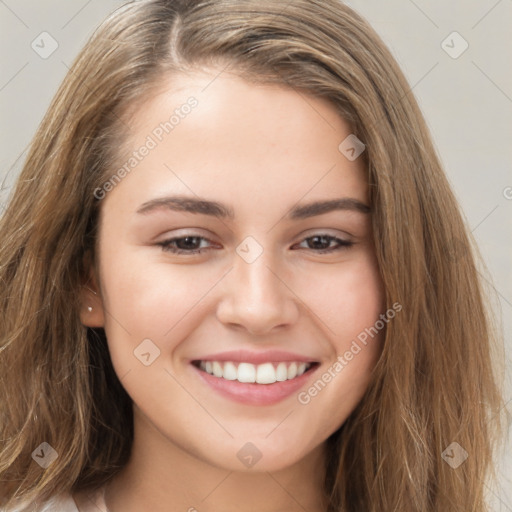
[136,195,371,219]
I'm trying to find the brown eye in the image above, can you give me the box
[295,235,353,253]
[157,236,213,254]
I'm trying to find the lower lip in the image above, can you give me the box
[191,363,319,406]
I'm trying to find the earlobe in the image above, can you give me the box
[79,265,105,328]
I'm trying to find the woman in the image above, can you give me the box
[0,0,507,510]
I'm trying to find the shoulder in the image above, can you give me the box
[0,493,79,512]
[38,494,79,512]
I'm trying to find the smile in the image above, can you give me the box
[190,359,320,406]
[194,360,313,384]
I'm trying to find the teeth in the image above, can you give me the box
[222,361,238,380]
[212,361,223,378]
[256,362,276,384]
[198,360,312,384]
[238,362,256,383]
[276,362,288,381]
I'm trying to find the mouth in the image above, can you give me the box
[190,359,320,406]
[191,359,319,384]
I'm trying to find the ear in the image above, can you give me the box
[79,254,105,328]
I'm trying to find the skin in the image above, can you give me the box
[78,69,385,512]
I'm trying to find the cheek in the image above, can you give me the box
[292,258,385,439]
[97,244,225,363]
[295,254,384,345]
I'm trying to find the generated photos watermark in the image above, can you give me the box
[297,302,402,405]
[94,96,199,200]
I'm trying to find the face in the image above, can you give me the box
[82,69,385,473]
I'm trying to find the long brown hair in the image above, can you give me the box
[0,1,507,510]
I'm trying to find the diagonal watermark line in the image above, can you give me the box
[265,266,337,335]
[164,367,234,437]
[275,0,296,17]
[60,60,133,132]
[407,0,439,28]
[82,493,107,512]
[472,0,503,29]
[0,150,25,212]
[367,62,439,135]
[200,471,234,502]
[479,465,512,512]
[265,409,295,438]
[61,0,92,29]
[0,0,29,28]
[0,62,29,92]
[85,286,132,336]
[163,267,234,337]
[476,269,512,309]
[472,61,512,104]
[402,61,439,100]
[471,204,499,233]
[4,147,27,176]
[266,164,336,234]
[293,87,337,130]
[496,289,511,309]
[483,480,512,512]
[163,163,234,235]
[486,396,512,428]
[264,472,310,512]
[118,368,132,382]
[200,60,233,93]
[477,382,512,511]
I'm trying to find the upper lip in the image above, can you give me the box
[191,350,318,365]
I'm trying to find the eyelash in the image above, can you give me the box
[156,234,353,255]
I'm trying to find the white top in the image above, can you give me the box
[1,486,108,512]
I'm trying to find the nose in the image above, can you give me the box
[216,251,300,335]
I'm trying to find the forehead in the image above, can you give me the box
[103,70,368,217]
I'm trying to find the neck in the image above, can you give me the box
[103,407,329,512]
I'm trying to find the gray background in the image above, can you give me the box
[1,0,510,508]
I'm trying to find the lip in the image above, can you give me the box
[190,349,318,365]
[190,360,320,406]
